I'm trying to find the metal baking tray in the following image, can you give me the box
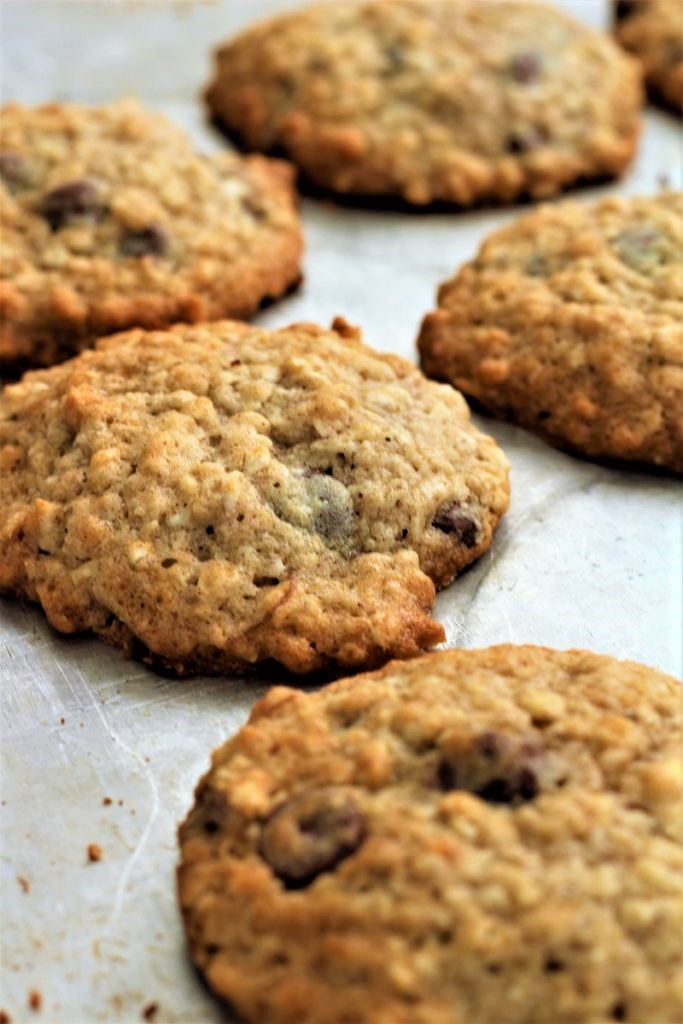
[1,2,681,1021]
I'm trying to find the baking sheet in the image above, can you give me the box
[1,2,682,1022]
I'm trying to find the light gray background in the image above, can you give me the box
[1,2,681,1022]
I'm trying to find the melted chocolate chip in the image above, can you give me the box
[667,42,683,67]
[41,179,104,231]
[526,252,549,277]
[437,731,541,806]
[259,788,366,888]
[613,225,668,273]
[432,504,477,547]
[0,150,32,192]
[241,194,268,221]
[119,224,169,257]
[506,128,545,154]
[196,786,229,835]
[306,472,355,542]
[383,44,406,74]
[509,52,542,84]
[615,0,642,19]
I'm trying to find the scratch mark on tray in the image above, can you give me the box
[72,665,160,934]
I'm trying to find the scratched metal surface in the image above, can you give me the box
[1,2,682,1022]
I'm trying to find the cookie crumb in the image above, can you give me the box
[28,991,41,1012]
[102,797,112,806]
[87,843,102,863]
[17,875,30,893]
[0,1010,12,1023]
[59,717,65,725]
[142,1003,158,1021]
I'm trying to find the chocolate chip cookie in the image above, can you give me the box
[0,99,303,371]
[178,644,683,1024]
[615,1,683,111]
[0,318,509,675]
[418,193,683,471]
[205,1,642,206]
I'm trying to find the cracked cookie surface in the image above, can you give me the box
[614,0,683,111]
[0,318,509,675]
[0,99,303,370]
[205,0,641,206]
[178,644,683,1024]
[418,193,683,471]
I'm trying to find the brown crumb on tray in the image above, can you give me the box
[142,1003,159,1021]
[87,843,102,863]
[28,990,42,1011]
[0,1010,13,1023]
[102,797,112,806]
[17,876,30,893]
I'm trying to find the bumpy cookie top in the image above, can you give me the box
[0,318,509,675]
[0,100,302,369]
[418,193,683,471]
[178,645,683,1024]
[615,0,683,111]
[206,0,642,205]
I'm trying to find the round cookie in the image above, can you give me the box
[0,318,509,676]
[0,99,303,371]
[205,0,642,206]
[178,644,683,1024]
[615,0,683,112]
[418,193,683,471]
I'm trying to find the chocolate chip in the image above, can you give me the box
[509,52,542,84]
[506,128,545,154]
[0,150,32,192]
[259,788,366,888]
[613,225,668,273]
[41,179,104,231]
[615,1,642,19]
[667,42,683,66]
[383,44,406,74]
[119,224,169,258]
[432,504,477,547]
[196,787,229,835]
[241,194,268,221]
[526,252,549,277]
[437,731,541,806]
[306,472,355,542]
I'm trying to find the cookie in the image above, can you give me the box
[0,99,303,371]
[205,1,642,206]
[178,644,683,1024]
[418,193,683,471]
[0,318,509,675]
[615,1,683,111]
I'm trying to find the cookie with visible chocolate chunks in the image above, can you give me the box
[0,318,509,675]
[614,0,683,111]
[418,193,683,472]
[0,99,303,371]
[177,645,683,1024]
[205,0,642,206]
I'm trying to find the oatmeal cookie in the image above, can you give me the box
[0,318,509,675]
[418,193,683,471]
[178,644,683,1024]
[206,1,642,206]
[615,0,683,111]
[0,99,303,370]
